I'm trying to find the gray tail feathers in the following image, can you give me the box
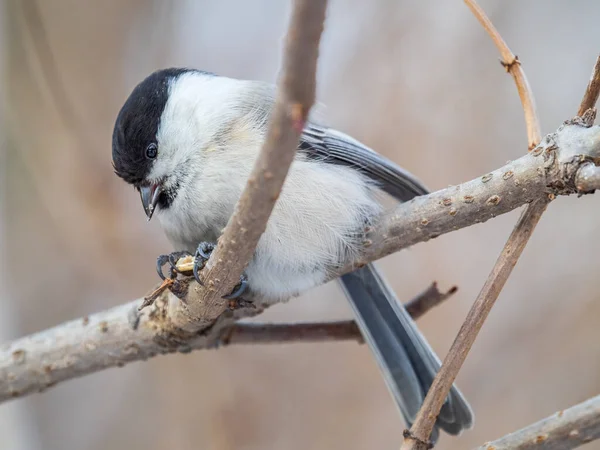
[339,263,473,440]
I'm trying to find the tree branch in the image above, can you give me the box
[476,395,600,450]
[404,283,458,320]
[0,281,454,402]
[166,0,327,333]
[474,56,600,450]
[401,199,548,450]
[1,120,599,404]
[578,55,600,117]
[222,282,456,345]
[464,0,541,149]
[401,19,600,446]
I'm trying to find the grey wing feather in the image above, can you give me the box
[300,124,429,201]
[341,265,473,438]
[301,123,474,437]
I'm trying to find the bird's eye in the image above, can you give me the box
[145,143,158,159]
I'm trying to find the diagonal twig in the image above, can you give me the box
[475,394,600,450]
[401,199,548,450]
[402,28,600,448]
[471,50,600,450]
[578,55,600,117]
[402,2,547,448]
[464,0,541,150]
[574,56,600,194]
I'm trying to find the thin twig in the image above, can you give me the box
[573,58,600,194]
[225,282,457,344]
[464,0,542,149]
[401,199,549,450]
[225,282,457,345]
[475,394,600,450]
[140,278,173,310]
[404,282,458,319]
[578,55,600,116]
[166,0,328,332]
[223,321,363,345]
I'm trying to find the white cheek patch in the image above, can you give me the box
[150,73,250,184]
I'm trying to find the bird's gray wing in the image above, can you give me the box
[300,124,474,437]
[300,124,429,201]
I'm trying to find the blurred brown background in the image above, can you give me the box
[2,1,600,449]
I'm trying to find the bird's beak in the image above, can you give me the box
[139,183,162,220]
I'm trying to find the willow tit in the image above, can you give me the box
[112,68,473,439]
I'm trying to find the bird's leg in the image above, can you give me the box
[156,250,193,280]
[193,241,250,306]
[192,242,216,284]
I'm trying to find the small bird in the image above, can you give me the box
[112,68,473,439]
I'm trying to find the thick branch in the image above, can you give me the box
[167,0,327,332]
[0,282,454,403]
[476,395,600,450]
[355,122,600,270]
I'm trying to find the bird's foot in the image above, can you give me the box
[192,242,216,283]
[156,250,193,280]
[193,242,249,301]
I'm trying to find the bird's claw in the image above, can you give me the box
[193,242,216,285]
[192,242,249,301]
[223,273,249,301]
[156,251,192,280]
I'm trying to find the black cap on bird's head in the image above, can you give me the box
[112,67,193,219]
